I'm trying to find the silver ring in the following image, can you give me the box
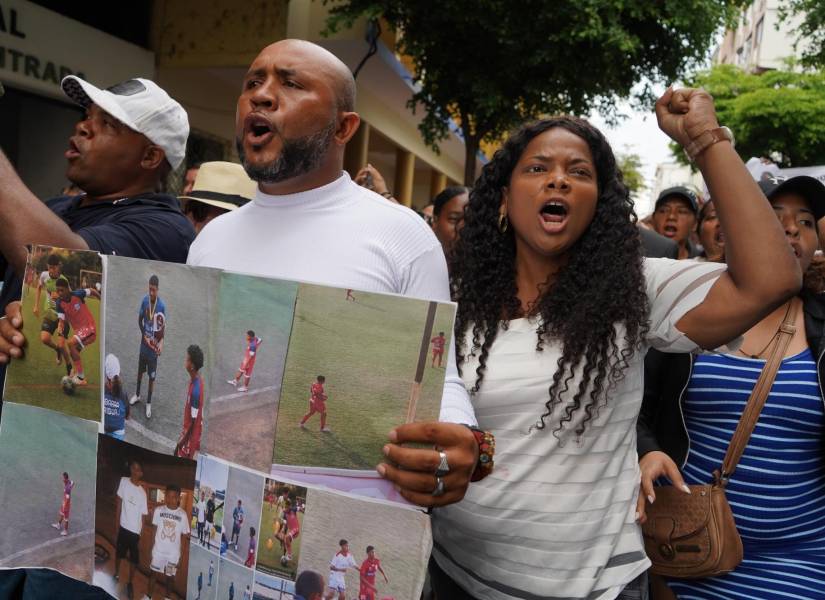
[432,476,446,497]
[435,450,450,478]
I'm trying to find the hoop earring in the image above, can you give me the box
[498,213,509,233]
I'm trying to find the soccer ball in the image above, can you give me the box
[280,555,289,566]
[266,538,274,550]
[61,376,76,396]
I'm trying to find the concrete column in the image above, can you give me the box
[343,121,370,179]
[429,170,447,200]
[394,148,416,207]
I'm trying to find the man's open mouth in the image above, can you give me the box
[244,114,276,146]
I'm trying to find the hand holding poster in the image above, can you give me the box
[0,246,450,599]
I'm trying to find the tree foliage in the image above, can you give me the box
[779,0,825,69]
[669,64,825,167]
[616,151,646,196]
[324,0,746,185]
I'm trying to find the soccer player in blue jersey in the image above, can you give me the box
[54,279,100,385]
[130,275,166,419]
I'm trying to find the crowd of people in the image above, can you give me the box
[0,35,823,600]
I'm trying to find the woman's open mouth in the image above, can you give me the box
[539,200,569,233]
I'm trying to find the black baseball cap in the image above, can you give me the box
[655,186,699,214]
[759,174,825,222]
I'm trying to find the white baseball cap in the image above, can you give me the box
[104,354,121,380]
[61,76,189,170]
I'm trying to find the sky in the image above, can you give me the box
[585,20,727,217]
[588,86,675,217]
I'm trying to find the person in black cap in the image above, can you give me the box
[759,173,825,228]
[637,171,825,599]
[651,185,701,259]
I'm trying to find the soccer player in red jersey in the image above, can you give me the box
[345,289,355,302]
[276,499,301,564]
[52,472,74,536]
[358,545,388,600]
[228,330,263,392]
[54,279,100,385]
[430,331,446,368]
[175,345,205,459]
[299,375,330,432]
[244,526,257,567]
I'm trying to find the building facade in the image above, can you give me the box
[0,0,154,199]
[714,0,807,72]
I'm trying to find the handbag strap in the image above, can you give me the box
[717,300,798,482]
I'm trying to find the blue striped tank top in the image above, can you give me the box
[668,348,825,599]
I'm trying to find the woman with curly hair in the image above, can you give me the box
[426,88,801,600]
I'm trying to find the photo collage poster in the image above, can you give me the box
[0,246,452,599]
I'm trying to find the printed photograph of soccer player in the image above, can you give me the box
[104,256,218,456]
[299,489,429,600]
[0,403,97,582]
[221,466,265,570]
[256,480,307,581]
[207,273,297,473]
[4,245,103,421]
[186,544,218,600]
[195,455,229,554]
[252,571,297,599]
[93,435,197,600]
[217,558,254,600]
[272,284,455,471]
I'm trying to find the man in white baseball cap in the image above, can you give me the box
[61,76,189,171]
[0,75,195,395]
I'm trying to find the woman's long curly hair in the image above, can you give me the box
[451,116,649,437]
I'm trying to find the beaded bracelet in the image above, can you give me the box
[465,425,495,482]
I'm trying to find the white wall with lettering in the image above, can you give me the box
[0,0,154,100]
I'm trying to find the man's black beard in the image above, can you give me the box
[236,121,337,184]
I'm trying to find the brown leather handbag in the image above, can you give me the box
[641,302,797,579]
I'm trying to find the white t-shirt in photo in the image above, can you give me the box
[328,551,358,588]
[151,504,190,563]
[197,499,206,523]
[117,477,148,534]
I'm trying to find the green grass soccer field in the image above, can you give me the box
[255,500,304,580]
[4,282,102,422]
[0,403,98,563]
[272,285,455,470]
